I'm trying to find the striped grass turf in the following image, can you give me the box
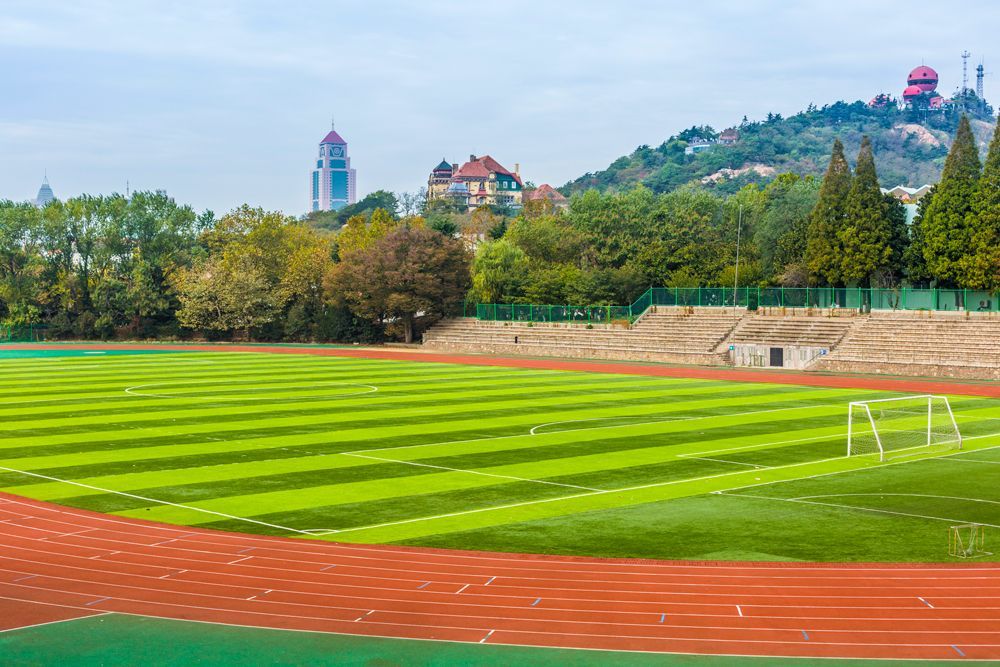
[0,349,998,561]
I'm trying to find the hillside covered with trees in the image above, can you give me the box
[564,102,996,196]
[2,118,998,345]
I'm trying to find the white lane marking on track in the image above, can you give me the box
[5,591,1000,651]
[341,452,603,492]
[479,629,495,643]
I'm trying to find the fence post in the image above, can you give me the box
[493,303,497,320]
[780,286,784,307]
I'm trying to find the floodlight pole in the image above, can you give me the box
[733,204,743,321]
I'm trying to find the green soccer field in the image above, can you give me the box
[1,348,998,562]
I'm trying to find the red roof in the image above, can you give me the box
[907,66,938,83]
[320,130,346,145]
[453,155,523,185]
[524,184,568,202]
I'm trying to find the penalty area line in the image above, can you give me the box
[312,435,1000,537]
[0,465,308,536]
[714,491,1000,529]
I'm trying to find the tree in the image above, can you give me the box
[336,208,400,256]
[331,226,470,343]
[921,115,982,287]
[839,137,899,287]
[505,215,586,264]
[905,191,934,285]
[966,120,1000,290]
[754,174,820,281]
[469,239,529,303]
[805,139,852,286]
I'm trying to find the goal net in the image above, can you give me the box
[847,395,962,461]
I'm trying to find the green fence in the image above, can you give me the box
[1,325,48,342]
[474,287,1000,322]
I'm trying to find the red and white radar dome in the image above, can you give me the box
[907,66,939,92]
[902,85,924,99]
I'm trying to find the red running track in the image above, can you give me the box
[1,493,999,660]
[5,342,1000,398]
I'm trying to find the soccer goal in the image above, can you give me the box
[847,395,962,461]
[949,523,991,558]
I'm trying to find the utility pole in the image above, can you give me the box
[733,204,743,321]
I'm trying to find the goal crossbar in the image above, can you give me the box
[847,395,962,461]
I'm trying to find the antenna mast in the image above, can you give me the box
[961,50,971,92]
[976,61,985,99]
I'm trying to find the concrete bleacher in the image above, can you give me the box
[729,315,857,349]
[423,307,999,380]
[422,307,741,365]
[815,311,1000,380]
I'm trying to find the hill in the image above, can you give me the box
[563,102,996,196]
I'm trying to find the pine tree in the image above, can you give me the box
[921,115,982,287]
[966,120,1000,291]
[839,137,896,287]
[805,139,852,286]
[905,191,934,285]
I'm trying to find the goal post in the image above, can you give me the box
[847,395,962,461]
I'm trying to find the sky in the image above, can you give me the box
[2,1,998,216]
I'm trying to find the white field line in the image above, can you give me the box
[0,465,307,535]
[942,458,1000,466]
[529,416,683,436]
[683,457,765,469]
[676,433,845,458]
[345,403,844,457]
[715,492,1000,529]
[795,493,1000,507]
[341,453,603,492]
[124,381,378,400]
[0,610,113,635]
[713,439,1000,497]
[313,436,1000,536]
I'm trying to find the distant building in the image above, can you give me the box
[883,184,933,225]
[427,155,523,211]
[34,175,55,207]
[523,184,569,210]
[684,140,713,155]
[718,128,740,145]
[311,124,357,212]
[427,159,457,199]
[883,184,933,204]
